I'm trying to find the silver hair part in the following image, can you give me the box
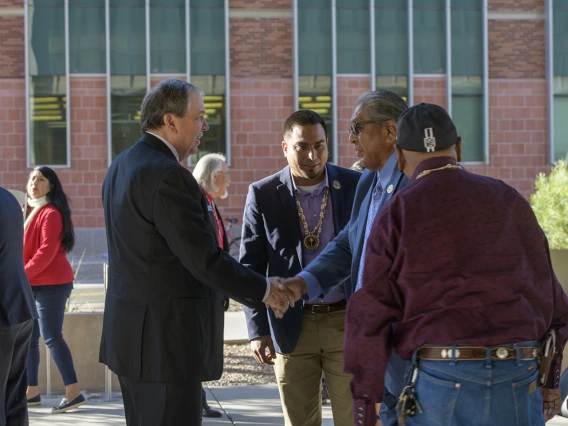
[192,153,227,195]
[356,90,409,124]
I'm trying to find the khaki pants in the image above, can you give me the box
[273,309,353,426]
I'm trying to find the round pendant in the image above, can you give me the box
[303,234,320,250]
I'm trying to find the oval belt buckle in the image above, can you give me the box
[496,347,509,359]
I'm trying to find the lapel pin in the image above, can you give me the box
[386,184,394,194]
[332,180,341,190]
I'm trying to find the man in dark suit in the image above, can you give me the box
[0,186,38,426]
[283,90,409,426]
[240,110,361,426]
[100,79,292,426]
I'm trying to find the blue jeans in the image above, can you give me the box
[27,283,78,387]
[400,341,544,426]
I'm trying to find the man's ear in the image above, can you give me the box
[164,113,176,132]
[455,137,462,163]
[281,140,288,157]
[384,120,398,144]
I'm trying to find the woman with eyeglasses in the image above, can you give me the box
[23,166,86,414]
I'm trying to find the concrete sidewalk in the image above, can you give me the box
[28,384,335,425]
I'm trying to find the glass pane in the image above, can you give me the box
[151,0,185,74]
[337,0,369,74]
[298,1,331,76]
[452,94,483,162]
[110,76,145,159]
[110,0,145,75]
[191,3,224,75]
[29,0,65,75]
[554,96,568,161]
[69,0,106,73]
[375,0,407,76]
[451,0,481,77]
[29,76,67,165]
[299,76,333,163]
[375,76,408,99]
[553,3,568,77]
[414,0,445,74]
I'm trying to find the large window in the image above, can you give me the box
[189,0,226,162]
[451,0,483,162]
[150,0,185,74]
[336,0,369,74]
[109,0,147,160]
[553,2,568,161]
[69,0,105,73]
[28,0,68,166]
[298,0,333,161]
[375,0,408,97]
[414,0,445,74]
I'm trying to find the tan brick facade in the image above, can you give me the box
[230,0,290,9]
[413,77,448,111]
[488,0,544,12]
[489,19,545,79]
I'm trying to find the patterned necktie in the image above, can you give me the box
[355,178,383,292]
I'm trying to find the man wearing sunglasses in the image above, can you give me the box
[283,89,409,426]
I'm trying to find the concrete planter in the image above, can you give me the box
[37,312,120,394]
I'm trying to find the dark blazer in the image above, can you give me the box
[303,166,408,300]
[100,133,267,383]
[0,186,37,329]
[240,164,361,354]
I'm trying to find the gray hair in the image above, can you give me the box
[140,79,204,133]
[356,90,408,124]
[193,153,227,194]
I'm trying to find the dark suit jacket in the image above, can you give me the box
[0,186,37,329]
[303,166,408,300]
[100,133,267,383]
[240,164,361,354]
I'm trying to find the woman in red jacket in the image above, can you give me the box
[24,166,85,414]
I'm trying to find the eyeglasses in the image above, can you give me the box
[216,171,230,178]
[348,120,379,136]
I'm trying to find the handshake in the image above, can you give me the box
[264,276,308,319]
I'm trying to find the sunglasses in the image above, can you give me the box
[348,120,380,136]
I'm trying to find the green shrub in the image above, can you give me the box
[530,159,568,249]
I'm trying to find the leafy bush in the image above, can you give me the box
[530,159,568,249]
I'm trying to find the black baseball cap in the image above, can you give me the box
[396,103,458,153]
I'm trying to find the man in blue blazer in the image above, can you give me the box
[0,187,38,426]
[240,110,361,426]
[284,90,409,426]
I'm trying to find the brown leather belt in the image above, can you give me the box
[417,346,540,361]
[303,299,346,314]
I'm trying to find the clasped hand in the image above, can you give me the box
[264,277,295,319]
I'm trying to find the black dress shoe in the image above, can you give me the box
[51,393,86,414]
[202,406,222,418]
[27,394,41,406]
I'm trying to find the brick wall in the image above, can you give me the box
[0,0,23,7]
[336,76,371,169]
[488,0,543,12]
[467,79,549,199]
[0,17,24,78]
[231,0,290,9]
[216,78,293,220]
[413,76,447,110]
[489,19,545,79]
[230,17,292,79]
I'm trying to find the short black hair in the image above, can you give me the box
[283,110,328,142]
[140,79,204,133]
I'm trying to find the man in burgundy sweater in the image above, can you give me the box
[344,103,568,426]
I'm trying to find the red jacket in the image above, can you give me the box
[24,204,74,286]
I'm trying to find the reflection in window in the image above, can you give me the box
[554,4,568,161]
[375,0,408,97]
[28,0,68,166]
[69,0,105,73]
[414,0,445,74]
[451,0,482,162]
[336,0,369,74]
[109,0,146,159]
[298,0,333,162]
[189,0,226,162]
[150,0,185,74]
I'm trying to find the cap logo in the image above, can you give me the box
[423,128,436,152]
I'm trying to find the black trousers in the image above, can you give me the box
[0,319,34,426]
[118,375,201,426]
